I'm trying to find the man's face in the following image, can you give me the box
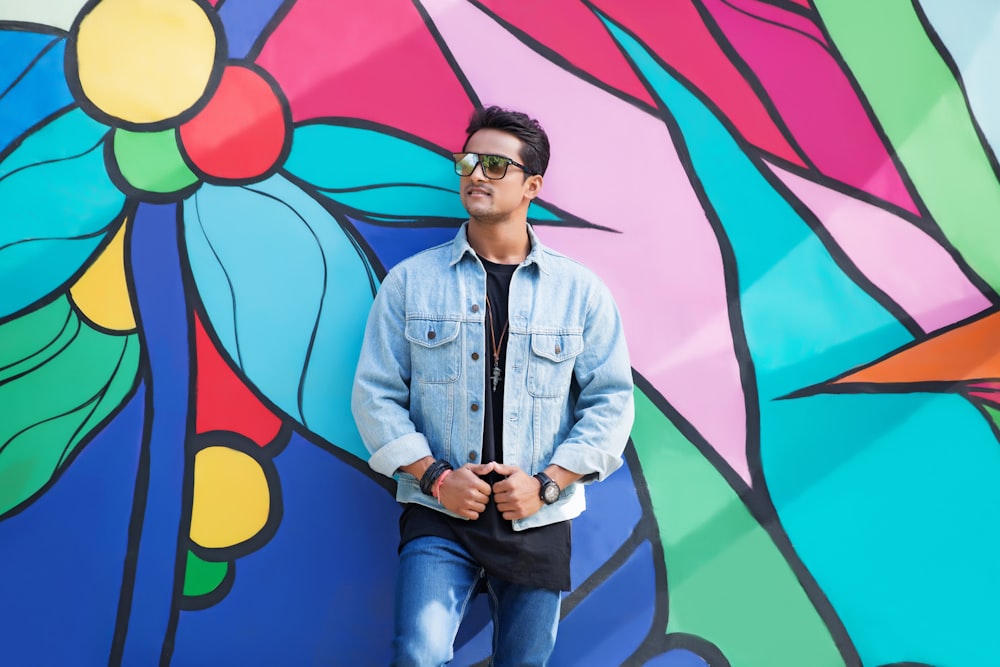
[459,128,541,225]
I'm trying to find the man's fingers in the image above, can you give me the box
[492,462,519,476]
[466,461,496,476]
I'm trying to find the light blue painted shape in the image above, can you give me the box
[0,107,123,319]
[183,174,378,461]
[919,0,1000,163]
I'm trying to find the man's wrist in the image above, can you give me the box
[543,464,583,490]
[419,459,454,496]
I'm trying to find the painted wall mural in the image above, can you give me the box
[2,0,999,665]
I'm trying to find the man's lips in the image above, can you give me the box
[466,187,491,196]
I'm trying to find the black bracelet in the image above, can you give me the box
[419,460,453,496]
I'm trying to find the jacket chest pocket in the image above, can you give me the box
[527,332,583,397]
[406,318,461,383]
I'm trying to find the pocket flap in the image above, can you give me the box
[405,318,461,348]
[530,332,583,362]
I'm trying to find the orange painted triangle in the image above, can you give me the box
[834,309,1000,385]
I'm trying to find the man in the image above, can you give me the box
[351,106,634,666]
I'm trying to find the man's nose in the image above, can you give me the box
[469,160,488,180]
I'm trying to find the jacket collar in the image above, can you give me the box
[449,221,550,274]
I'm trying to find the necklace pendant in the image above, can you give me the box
[491,361,502,391]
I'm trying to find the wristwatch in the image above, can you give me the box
[534,472,561,505]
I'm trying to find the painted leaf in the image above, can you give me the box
[283,122,563,223]
[0,295,140,518]
[182,174,377,461]
[631,388,846,666]
[0,106,125,319]
[0,29,73,154]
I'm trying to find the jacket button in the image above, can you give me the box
[468,451,478,461]
[427,331,436,340]
[471,403,479,412]
[471,352,480,360]
[554,344,561,354]
[471,304,480,313]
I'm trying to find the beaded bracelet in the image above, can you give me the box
[419,459,453,496]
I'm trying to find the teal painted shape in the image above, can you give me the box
[284,123,562,223]
[763,392,1000,667]
[0,107,123,319]
[183,175,378,461]
[604,15,1000,666]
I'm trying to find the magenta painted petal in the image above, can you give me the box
[420,0,751,483]
[702,0,919,214]
[766,160,992,333]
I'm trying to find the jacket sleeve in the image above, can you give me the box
[548,280,635,482]
[351,270,432,479]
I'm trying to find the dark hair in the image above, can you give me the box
[464,105,550,176]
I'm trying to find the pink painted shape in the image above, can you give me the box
[712,0,827,43]
[477,0,658,106]
[255,0,473,149]
[590,0,806,167]
[420,0,752,483]
[702,0,920,214]
[766,160,992,333]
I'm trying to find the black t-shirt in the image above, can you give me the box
[398,256,571,591]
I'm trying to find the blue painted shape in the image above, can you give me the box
[0,29,58,95]
[0,35,73,154]
[551,540,657,666]
[120,202,191,665]
[348,216,460,273]
[183,176,377,461]
[0,385,144,666]
[170,431,399,665]
[216,0,287,59]
[0,106,122,319]
[569,455,642,588]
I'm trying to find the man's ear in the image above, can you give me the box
[523,174,543,200]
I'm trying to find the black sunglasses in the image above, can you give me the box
[452,152,535,180]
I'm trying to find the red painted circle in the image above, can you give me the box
[180,65,288,181]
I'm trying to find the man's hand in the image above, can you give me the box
[491,463,543,521]
[438,462,496,520]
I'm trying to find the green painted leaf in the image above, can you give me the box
[183,550,231,599]
[0,295,140,517]
[631,388,846,666]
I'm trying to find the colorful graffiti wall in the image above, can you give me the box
[3,0,1000,665]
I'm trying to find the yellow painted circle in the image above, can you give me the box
[190,446,270,550]
[74,0,218,125]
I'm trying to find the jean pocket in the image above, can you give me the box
[527,332,583,397]
[405,318,461,383]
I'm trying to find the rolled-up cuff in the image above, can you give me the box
[367,432,432,478]
[548,442,623,483]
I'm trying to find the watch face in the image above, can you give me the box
[542,482,560,504]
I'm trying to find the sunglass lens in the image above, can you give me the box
[454,153,476,176]
[480,154,508,179]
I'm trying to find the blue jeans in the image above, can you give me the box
[392,536,561,666]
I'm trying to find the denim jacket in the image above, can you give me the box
[351,223,634,531]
